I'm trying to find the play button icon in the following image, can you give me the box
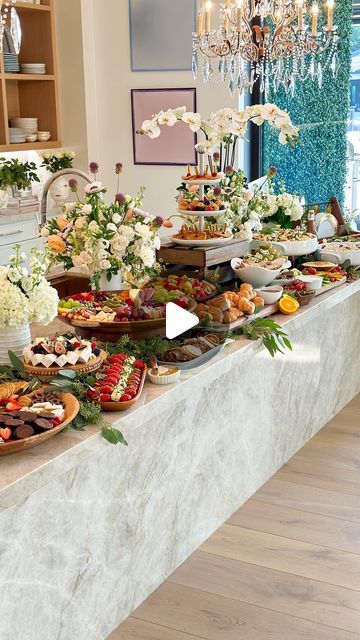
[166,302,199,340]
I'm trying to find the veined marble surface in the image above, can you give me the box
[0,281,359,640]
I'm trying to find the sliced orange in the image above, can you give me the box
[279,295,299,315]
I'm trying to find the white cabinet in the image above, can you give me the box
[0,216,39,266]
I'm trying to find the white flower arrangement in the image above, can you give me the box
[43,162,165,289]
[0,245,59,329]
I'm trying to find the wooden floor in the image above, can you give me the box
[109,394,360,640]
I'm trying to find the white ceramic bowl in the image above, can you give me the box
[298,275,323,291]
[231,258,290,288]
[26,134,37,143]
[251,237,318,257]
[319,245,360,266]
[255,285,284,304]
[148,367,181,385]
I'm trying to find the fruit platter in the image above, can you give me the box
[172,223,233,247]
[146,274,217,302]
[23,335,103,377]
[159,331,226,370]
[252,229,318,256]
[87,353,147,411]
[58,290,196,341]
[0,383,79,456]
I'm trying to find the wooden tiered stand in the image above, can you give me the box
[157,239,247,280]
[0,0,60,152]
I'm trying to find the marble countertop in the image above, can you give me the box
[0,210,38,225]
[1,279,359,510]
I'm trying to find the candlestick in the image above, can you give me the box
[197,11,204,36]
[311,3,318,36]
[237,0,243,30]
[205,0,212,33]
[327,0,334,31]
[297,0,304,31]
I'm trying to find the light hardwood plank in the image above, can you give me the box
[228,500,360,553]
[108,616,205,640]
[294,441,360,471]
[201,524,360,590]
[254,479,360,524]
[133,582,360,640]
[169,551,360,634]
[277,458,360,496]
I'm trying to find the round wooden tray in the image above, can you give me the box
[23,351,104,378]
[0,392,79,456]
[100,365,147,412]
[58,301,197,342]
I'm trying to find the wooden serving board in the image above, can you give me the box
[205,303,279,332]
[0,392,79,456]
[24,352,104,378]
[314,278,347,296]
[100,366,147,412]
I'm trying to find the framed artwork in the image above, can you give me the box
[129,0,196,72]
[131,88,197,166]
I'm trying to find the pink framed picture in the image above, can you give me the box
[131,88,197,166]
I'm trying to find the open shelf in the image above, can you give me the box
[0,0,60,151]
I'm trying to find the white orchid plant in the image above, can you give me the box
[138,103,299,172]
[0,245,59,329]
[42,163,165,289]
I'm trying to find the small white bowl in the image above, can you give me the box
[148,367,181,385]
[255,285,283,304]
[26,134,37,143]
[298,275,323,291]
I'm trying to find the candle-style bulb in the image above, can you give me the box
[327,0,334,31]
[311,3,319,35]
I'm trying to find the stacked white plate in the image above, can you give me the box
[10,118,38,135]
[4,53,20,73]
[20,63,46,75]
[9,128,26,144]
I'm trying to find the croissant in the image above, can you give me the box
[239,283,253,294]
[235,297,256,315]
[223,291,238,303]
[207,306,224,323]
[210,296,231,311]
[253,295,265,308]
[223,309,240,323]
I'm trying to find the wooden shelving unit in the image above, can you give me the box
[0,0,60,152]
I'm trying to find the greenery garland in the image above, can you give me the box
[263,0,352,207]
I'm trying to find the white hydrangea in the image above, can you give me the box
[0,280,29,328]
[28,281,59,325]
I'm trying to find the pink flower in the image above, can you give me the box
[213,186,222,196]
[213,152,220,163]
[85,181,103,194]
[68,178,78,192]
[89,162,99,174]
[267,165,277,178]
[115,162,123,174]
[115,192,126,205]
[244,190,254,202]
[154,216,164,226]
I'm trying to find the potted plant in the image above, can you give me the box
[0,157,40,198]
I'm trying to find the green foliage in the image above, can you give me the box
[107,334,181,364]
[0,157,40,190]
[242,318,293,357]
[263,0,352,207]
[41,152,74,174]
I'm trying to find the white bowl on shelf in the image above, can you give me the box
[231,258,291,288]
[37,131,51,142]
[255,285,284,304]
[298,275,323,291]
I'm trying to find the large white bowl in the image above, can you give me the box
[231,259,291,288]
[319,244,360,266]
[251,237,318,257]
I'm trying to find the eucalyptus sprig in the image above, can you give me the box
[242,318,293,358]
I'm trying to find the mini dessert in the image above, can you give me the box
[177,197,226,212]
[173,223,231,242]
[23,336,101,368]
[181,164,222,182]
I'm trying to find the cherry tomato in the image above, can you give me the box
[100,385,113,394]
[100,394,112,403]
[120,394,132,402]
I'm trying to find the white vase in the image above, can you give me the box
[94,272,129,292]
[0,324,31,366]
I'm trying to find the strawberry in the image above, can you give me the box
[91,341,97,350]
[86,389,99,400]
[0,427,11,441]
[134,360,145,369]
[73,341,81,348]
[50,417,62,427]
[100,385,113,394]
[6,401,21,412]
[100,393,112,402]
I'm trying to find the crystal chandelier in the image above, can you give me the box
[192,0,339,98]
[0,0,17,53]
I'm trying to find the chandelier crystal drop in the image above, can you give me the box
[192,0,339,98]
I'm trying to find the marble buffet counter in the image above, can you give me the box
[0,280,359,640]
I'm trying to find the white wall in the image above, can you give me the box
[80,0,239,219]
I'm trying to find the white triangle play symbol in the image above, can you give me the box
[166,302,199,340]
